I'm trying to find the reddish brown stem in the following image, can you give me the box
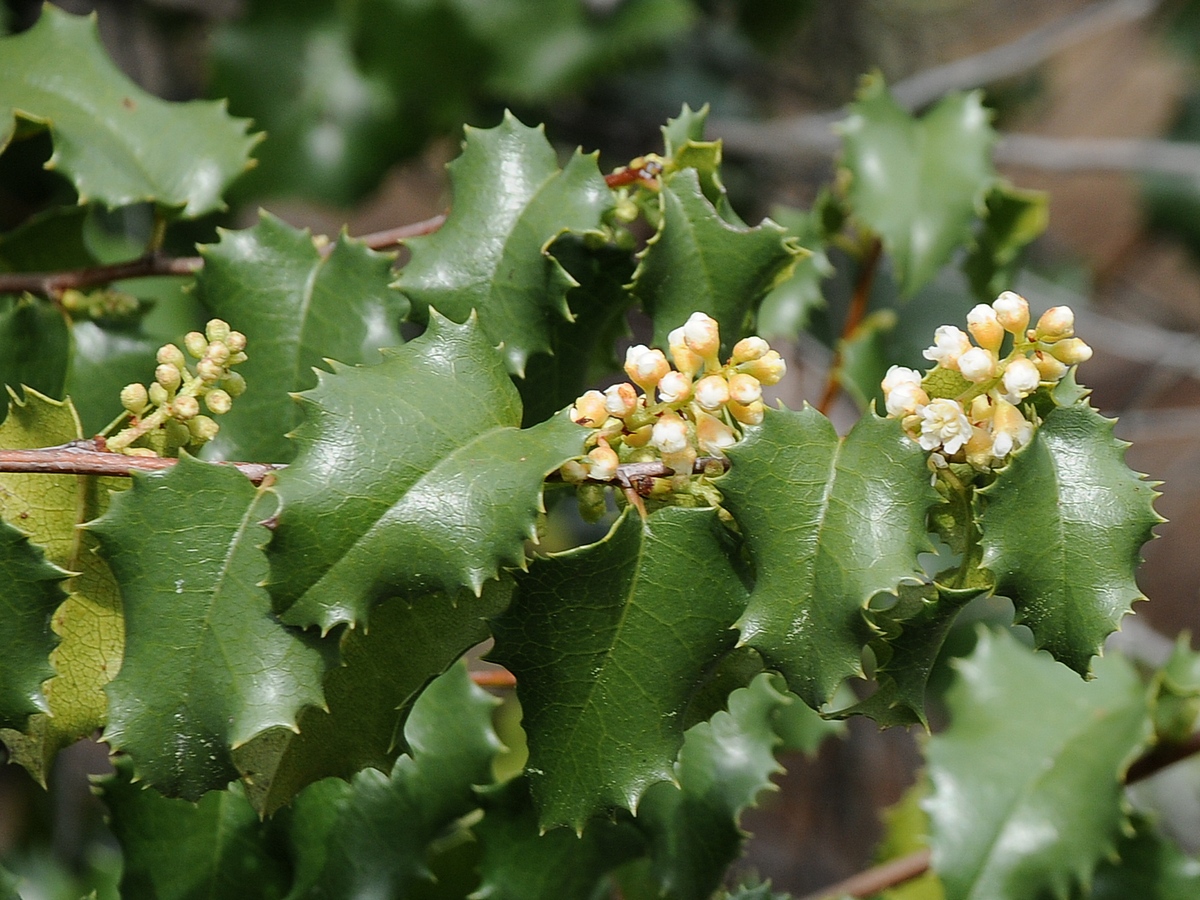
[348,213,448,253]
[0,255,203,299]
[0,441,283,484]
[817,238,883,415]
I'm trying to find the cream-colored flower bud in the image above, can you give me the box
[657,371,692,404]
[965,425,996,471]
[156,344,186,369]
[1048,337,1092,365]
[668,327,703,377]
[1033,351,1068,381]
[991,398,1034,459]
[184,331,208,358]
[197,358,224,384]
[624,424,653,448]
[225,331,247,353]
[624,345,670,392]
[205,389,233,415]
[229,351,248,365]
[923,325,972,370]
[148,383,169,407]
[957,347,997,383]
[696,411,737,456]
[731,336,769,364]
[651,413,690,454]
[881,365,922,394]
[187,415,219,443]
[604,383,638,418]
[1035,306,1075,341]
[120,383,148,414]
[585,444,619,481]
[993,291,1029,335]
[729,399,765,426]
[727,373,762,406]
[223,371,247,398]
[966,304,1004,352]
[885,382,929,418]
[1001,357,1040,400]
[559,459,589,484]
[173,395,200,420]
[206,342,231,365]
[741,350,786,386]
[693,374,730,411]
[661,445,697,475]
[205,319,232,343]
[570,390,608,427]
[682,312,721,362]
[155,363,182,392]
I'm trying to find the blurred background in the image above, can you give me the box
[4,0,1200,895]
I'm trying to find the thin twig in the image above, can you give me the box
[0,441,283,484]
[347,212,448,253]
[0,255,203,299]
[818,238,882,414]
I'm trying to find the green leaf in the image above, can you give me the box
[637,672,794,900]
[490,506,749,831]
[0,6,258,216]
[978,404,1162,675]
[234,581,510,817]
[631,168,802,355]
[0,866,17,900]
[838,74,996,295]
[0,205,96,273]
[874,779,945,900]
[756,202,834,339]
[91,455,327,800]
[66,321,161,437]
[268,312,588,632]
[926,628,1152,900]
[473,777,645,900]
[1088,814,1200,900]
[100,759,290,900]
[284,663,500,899]
[0,295,70,400]
[1152,635,1200,743]
[0,518,66,730]
[398,112,613,376]
[196,211,407,463]
[962,181,1048,303]
[720,407,936,708]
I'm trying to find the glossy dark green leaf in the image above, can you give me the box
[926,628,1151,900]
[100,758,289,900]
[631,168,802,355]
[962,181,1048,303]
[838,74,995,295]
[473,777,645,900]
[234,581,510,817]
[66,321,161,437]
[0,296,70,400]
[491,506,748,831]
[196,212,406,463]
[398,113,612,376]
[268,313,587,632]
[91,455,327,800]
[720,407,936,708]
[979,404,1162,675]
[0,6,258,216]
[0,205,95,273]
[283,663,500,899]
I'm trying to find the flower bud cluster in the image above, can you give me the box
[108,319,247,456]
[563,312,785,483]
[882,292,1091,472]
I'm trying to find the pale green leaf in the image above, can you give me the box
[720,407,936,708]
[631,168,802,355]
[490,506,748,831]
[979,404,1162,675]
[284,663,500,899]
[267,312,588,632]
[91,455,327,800]
[196,211,406,463]
[398,112,613,376]
[234,581,510,817]
[1151,635,1200,743]
[0,6,258,216]
[838,74,996,295]
[926,628,1152,900]
[100,759,289,900]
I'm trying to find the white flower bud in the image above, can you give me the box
[1035,306,1075,341]
[881,365,922,394]
[585,444,619,481]
[173,395,200,420]
[729,399,764,425]
[993,291,1030,334]
[156,344,186,369]
[205,318,232,343]
[205,389,233,415]
[120,383,148,414]
[624,345,670,391]
[1048,337,1092,365]
[604,383,638,418]
[206,342,231,365]
[668,327,703,377]
[570,390,608,427]
[184,331,208,358]
[917,398,972,455]
[155,364,181,391]
[696,412,737,456]
[197,358,224,384]
[885,382,929,418]
[991,399,1034,460]
[727,373,762,405]
[682,312,721,361]
[148,383,168,407]
[657,371,692,404]
[693,374,730,411]
[731,336,769,364]
[923,325,972,370]
[1001,357,1040,401]
[741,350,786,386]
[966,304,1004,352]
[651,413,689,454]
[957,347,997,383]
